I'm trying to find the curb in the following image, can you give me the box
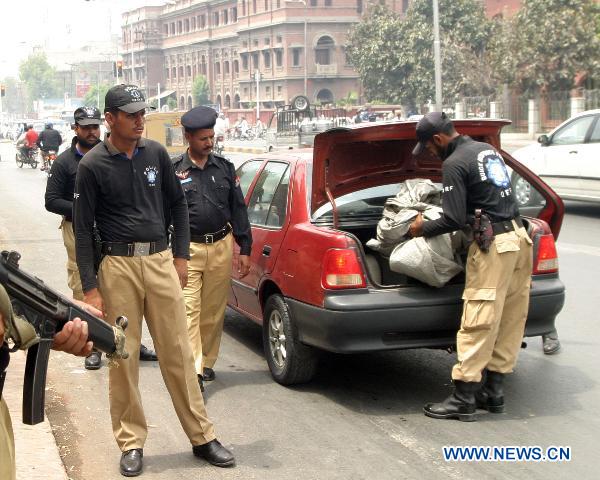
[223,145,265,154]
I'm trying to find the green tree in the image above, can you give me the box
[191,75,210,106]
[508,0,600,94]
[18,53,60,104]
[347,1,494,109]
[83,83,113,111]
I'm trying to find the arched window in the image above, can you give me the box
[315,36,334,65]
[187,95,193,109]
[234,93,241,108]
[179,96,185,110]
[316,88,334,105]
[225,94,231,109]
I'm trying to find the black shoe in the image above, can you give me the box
[475,370,505,413]
[85,351,102,370]
[139,344,158,361]
[198,374,204,392]
[543,333,561,355]
[120,448,143,477]
[424,380,479,422]
[192,439,235,467]
[203,367,215,382]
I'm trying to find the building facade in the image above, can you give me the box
[121,0,408,112]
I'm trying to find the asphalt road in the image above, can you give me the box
[0,140,597,479]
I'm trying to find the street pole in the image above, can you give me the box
[303,1,307,97]
[157,82,161,111]
[255,70,260,121]
[96,63,100,108]
[432,0,443,111]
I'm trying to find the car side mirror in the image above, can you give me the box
[538,134,550,146]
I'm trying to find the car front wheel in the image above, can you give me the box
[262,294,318,385]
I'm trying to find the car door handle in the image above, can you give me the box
[569,150,578,154]
[262,245,272,257]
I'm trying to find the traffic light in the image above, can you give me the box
[117,60,123,77]
[0,84,5,97]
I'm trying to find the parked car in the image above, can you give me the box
[229,120,566,385]
[511,109,600,206]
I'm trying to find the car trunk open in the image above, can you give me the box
[310,120,564,287]
[311,120,564,238]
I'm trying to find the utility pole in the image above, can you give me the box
[255,70,261,121]
[433,0,443,111]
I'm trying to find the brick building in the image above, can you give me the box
[119,0,523,113]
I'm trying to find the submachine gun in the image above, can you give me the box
[0,250,129,425]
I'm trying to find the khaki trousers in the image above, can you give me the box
[0,397,16,480]
[184,233,233,374]
[98,250,215,451]
[60,220,84,301]
[452,224,533,383]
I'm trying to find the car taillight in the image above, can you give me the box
[534,234,558,274]
[321,249,366,289]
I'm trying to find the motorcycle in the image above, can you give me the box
[214,134,225,156]
[41,150,57,173]
[15,147,39,169]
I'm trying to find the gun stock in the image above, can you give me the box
[0,250,128,425]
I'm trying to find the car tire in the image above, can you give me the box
[511,173,542,207]
[262,294,318,385]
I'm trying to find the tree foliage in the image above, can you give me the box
[508,0,600,94]
[347,1,493,108]
[83,83,113,111]
[191,75,210,106]
[18,53,60,103]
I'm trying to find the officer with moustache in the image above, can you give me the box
[173,107,251,390]
[74,85,235,476]
[45,107,157,370]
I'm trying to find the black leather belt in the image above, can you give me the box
[492,216,524,235]
[0,370,6,399]
[101,238,169,256]
[190,224,232,244]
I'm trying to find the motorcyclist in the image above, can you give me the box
[36,122,63,171]
[15,125,38,161]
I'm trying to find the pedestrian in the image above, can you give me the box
[1,283,94,480]
[36,122,62,171]
[173,106,251,390]
[44,106,157,370]
[408,112,533,421]
[73,85,235,476]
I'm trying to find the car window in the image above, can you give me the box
[589,116,600,143]
[247,161,290,227]
[236,160,263,197]
[312,183,409,223]
[265,168,290,227]
[551,115,595,145]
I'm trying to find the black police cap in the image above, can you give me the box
[74,106,102,126]
[412,111,454,155]
[181,106,218,131]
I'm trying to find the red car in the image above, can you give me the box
[228,120,565,385]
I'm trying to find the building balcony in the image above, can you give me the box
[315,63,338,77]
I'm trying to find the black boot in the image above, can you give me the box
[424,380,479,422]
[475,370,505,413]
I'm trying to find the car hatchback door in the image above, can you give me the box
[232,160,292,320]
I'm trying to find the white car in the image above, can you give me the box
[511,109,600,206]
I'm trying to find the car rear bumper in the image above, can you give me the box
[286,274,565,353]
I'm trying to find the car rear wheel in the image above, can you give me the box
[512,173,542,207]
[262,294,318,385]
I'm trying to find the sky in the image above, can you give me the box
[0,0,165,78]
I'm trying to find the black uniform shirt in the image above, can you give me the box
[173,151,252,256]
[37,128,63,151]
[45,137,82,222]
[422,135,520,238]
[74,137,190,292]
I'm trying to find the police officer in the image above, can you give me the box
[1,284,94,480]
[409,112,533,421]
[174,107,251,389]
[74,85,235,476]
[45,106,157,370]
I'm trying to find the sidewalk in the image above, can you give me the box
[4,350,68,480]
